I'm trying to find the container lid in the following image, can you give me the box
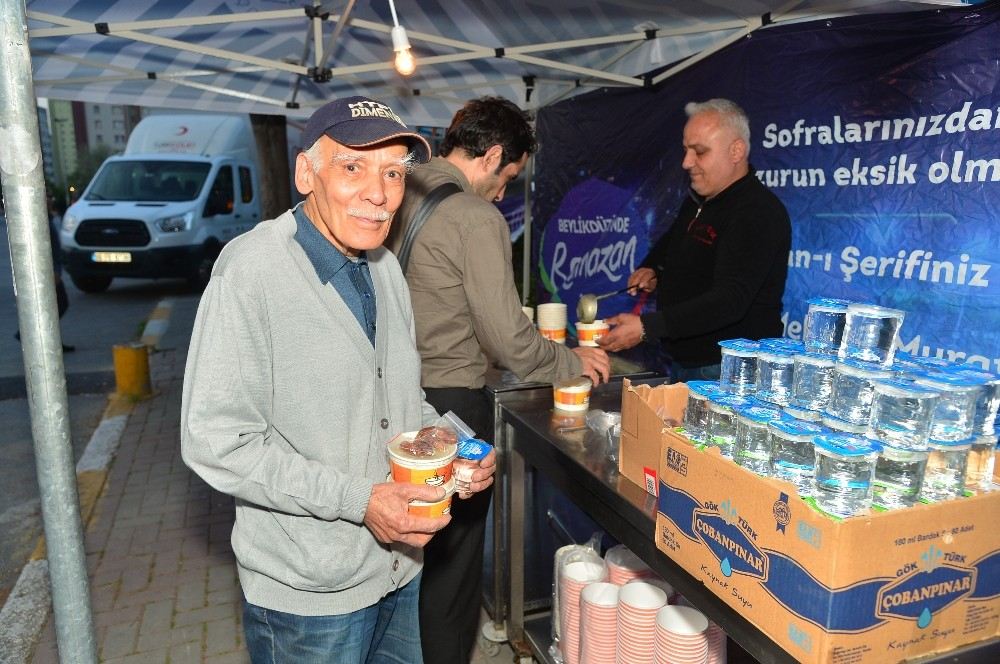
[914,372,981,392]
[948,366,1000,385]
[894,352,952,370]
[927,438,974,450]
[877,441,930,458]
[756,350,795,364]
[708,394,756,410]
[845,302,905,320]
[718,338,759,356]
[735,404,785,423]
[813,433,881,457]
[686,380,723,398]
[769,419,825,437]
[873,379,939,399]
[555,376,593,392]
[836,358,893,379]
[821,414,869,434]
[388,430,458,462]
[783,405,823,421]
[806,297,852,312]
[793,352,836,367]
[759,338,805,353]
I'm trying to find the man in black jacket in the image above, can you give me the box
[599,98,790,381]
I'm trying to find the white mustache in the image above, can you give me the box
[348,208,392,222]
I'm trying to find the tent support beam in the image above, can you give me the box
[1,1,97,662]
[651,19,762,86]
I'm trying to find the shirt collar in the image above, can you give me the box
[293,204,366,283]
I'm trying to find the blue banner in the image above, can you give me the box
[534,3,1000,369]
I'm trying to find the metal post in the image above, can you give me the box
[520,153,534,305]
[0,1,98,662]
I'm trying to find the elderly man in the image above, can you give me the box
[182,96,494,663]
[600,98,791,381]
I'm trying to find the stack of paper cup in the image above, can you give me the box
[627,576,675,605]
[522,306,535,324]
[653,605,710,664]
[537,302,568,344]
[605,544,654,585]
[617,581,668,664]
[559,560,606,664]
[579,582,619,664]
[706,621,727,664]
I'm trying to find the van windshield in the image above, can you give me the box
[86,160,212,202]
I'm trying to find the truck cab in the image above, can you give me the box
[60,115,260,291]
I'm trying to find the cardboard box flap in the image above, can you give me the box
[621,377,687,437]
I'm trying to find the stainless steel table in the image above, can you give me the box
[499,383,1000,663]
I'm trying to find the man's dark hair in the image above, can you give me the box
[439,97,537,171]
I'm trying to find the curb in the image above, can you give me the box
[0,298,174,664]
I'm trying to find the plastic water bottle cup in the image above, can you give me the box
[914,373,980,443]
[683,381,722,443]
[825,360,892,426]
[718,339,759,396]
[812,434,880,518]
[921,439,972,502]
[769,419,825,498]
[783,405,823,422]
[733,405,784,476]
[705,395,754,459]
[948,367,1000,436]
[838,303,905,368]
[873,443,929,510]
[791,353,836,412]
[755,351,795,407]
[803,298,850,356]
[868,380,938,450]
[965,436,997,493]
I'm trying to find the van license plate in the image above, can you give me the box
[91,251,132,263]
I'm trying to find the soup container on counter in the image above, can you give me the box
[554,377,593,412]
[387,432,457,487]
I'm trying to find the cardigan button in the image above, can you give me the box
[377,367,383,378]
[380,418,389,429]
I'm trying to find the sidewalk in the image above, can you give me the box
[30,347,248,664]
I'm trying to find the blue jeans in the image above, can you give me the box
[243,575,423,664]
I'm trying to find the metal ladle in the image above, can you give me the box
[576,287,634,324]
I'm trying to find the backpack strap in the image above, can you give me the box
[397,182,462,273]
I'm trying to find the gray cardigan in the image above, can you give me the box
[181,210,439,616]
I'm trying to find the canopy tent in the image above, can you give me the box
[24,0,976,128]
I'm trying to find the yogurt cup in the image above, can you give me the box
[554,377,592,412]
[408,479,455,517]
[577,320,610,347]
[387,431,457,487]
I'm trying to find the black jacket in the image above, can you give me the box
[640,170,791,367]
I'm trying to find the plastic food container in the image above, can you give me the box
[408,479,455,517]
[554,377,593,412]
[577,320,610,347]
[387,432,457,487]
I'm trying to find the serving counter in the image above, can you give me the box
[495,380,1000,663]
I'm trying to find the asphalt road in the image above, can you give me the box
[0,209,200,605]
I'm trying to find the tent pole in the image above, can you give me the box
[0,1,97,662]
[521,153,534,306]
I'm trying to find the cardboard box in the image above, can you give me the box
[624,384,1000,664]
[618,378,687,495]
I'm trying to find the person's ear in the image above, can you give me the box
[294,152,315,196]
[482,144,504,172]
[730,138,747,163]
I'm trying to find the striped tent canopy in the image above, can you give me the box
[25,0,966,128]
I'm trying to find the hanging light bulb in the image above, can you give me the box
[388,0,416,76]
[391,25,416,76]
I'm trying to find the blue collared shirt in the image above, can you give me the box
[293,205,377,346]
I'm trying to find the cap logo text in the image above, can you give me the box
[349,101,404,126]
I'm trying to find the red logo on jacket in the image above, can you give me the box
[686,217,717,246]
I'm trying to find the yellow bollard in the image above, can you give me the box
[113,342,152,400]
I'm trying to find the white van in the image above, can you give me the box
[60,114,261,291]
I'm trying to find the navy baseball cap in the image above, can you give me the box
[301,95,431,163]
